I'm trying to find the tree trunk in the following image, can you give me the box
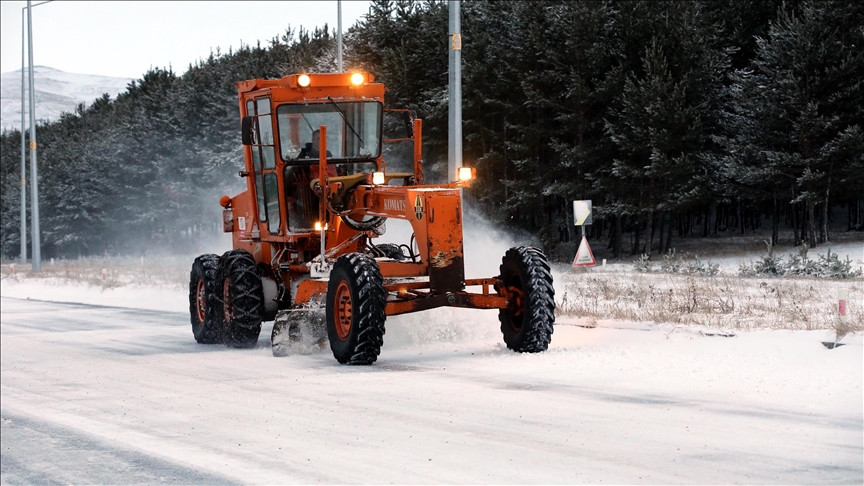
[821,167,831,243]
[646,210,655,256]
[800,203,807,245]
[807,199,817,248]
[614,215,622,259]
[791,201,799,246]
[772,194,779,246]
[665,212,673,253]
[657,211,666,254]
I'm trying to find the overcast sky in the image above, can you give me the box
[1,1,373,79]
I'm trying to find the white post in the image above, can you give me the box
[448,0,462,181]
[337,0,343,73]
[838,289,848,323]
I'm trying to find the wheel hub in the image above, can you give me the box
[334,281,352,341]
[196,278,206,325]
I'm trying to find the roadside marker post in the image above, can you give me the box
[824,288,850,349]
[572,200,596,268]
[838,288,848,322]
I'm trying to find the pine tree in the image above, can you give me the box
[728,1,864,247]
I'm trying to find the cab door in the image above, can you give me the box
[245,97,282,236]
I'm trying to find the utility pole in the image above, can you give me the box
[448,0,462,181]
[20,9,27,264]
[27,0,42,271]
[337,0,343,73]
[19,1,50,266]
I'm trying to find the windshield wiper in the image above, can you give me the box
[327,96,364,147]
[300,113,314,132]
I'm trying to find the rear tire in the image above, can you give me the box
[216,249,264,348]
[189,254,221,344]
[498,246,555,352]
[326,253,387,364]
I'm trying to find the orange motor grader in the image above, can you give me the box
[188,72,555,364]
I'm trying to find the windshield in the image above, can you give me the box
[277,101,382,162]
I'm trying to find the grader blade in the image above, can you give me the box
[271,308,327,357]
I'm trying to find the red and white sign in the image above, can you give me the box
[838,288,848,318]
[572,236,596,267]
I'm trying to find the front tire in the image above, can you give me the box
[326,253,387,364]
[216,249,264,348]
[498,246,555,352]
[189,254,221,344]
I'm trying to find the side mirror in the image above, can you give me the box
[241,116,256,145]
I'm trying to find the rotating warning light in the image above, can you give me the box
[458,167,475,181]
[372,171,386,185]
[297,74,311,87]
[350,72,364,86]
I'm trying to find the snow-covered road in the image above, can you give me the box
[1,296,861,484]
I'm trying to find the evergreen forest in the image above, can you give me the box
[1,0,862,260]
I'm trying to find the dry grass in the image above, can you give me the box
[556,268,863,331]
[0,256,189,290]
[3,257,861,332]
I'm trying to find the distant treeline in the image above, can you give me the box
[1,0,862,260]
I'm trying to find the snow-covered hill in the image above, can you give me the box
[0,66,131,132]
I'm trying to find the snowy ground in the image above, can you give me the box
[2,301,862,483]
[1,236,862,483]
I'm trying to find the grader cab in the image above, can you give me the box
[189,72,555,364]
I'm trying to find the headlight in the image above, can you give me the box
[372,172,386,185]
[350,72,364,86]
[298,74,311,87]
[458,167,474,181]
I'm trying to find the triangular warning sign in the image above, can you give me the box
[572,236,596,267]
